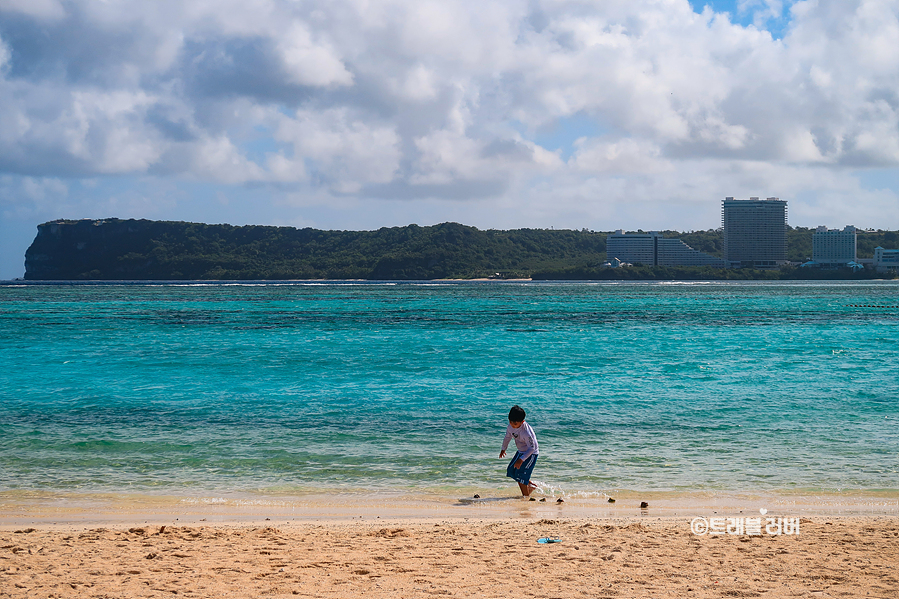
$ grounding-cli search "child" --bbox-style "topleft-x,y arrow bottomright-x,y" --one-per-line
499,405 -> 539,497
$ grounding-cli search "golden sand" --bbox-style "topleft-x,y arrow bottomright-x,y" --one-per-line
2,515 -> 898,598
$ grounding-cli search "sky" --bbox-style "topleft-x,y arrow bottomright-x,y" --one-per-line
1,0 -> 898,278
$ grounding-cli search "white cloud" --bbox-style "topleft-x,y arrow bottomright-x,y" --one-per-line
65,90 -> 163,172
276,22 -> 354,88
0,0 -> 65,20
0,35 -> 9,73
570,137 -> 670,174
0,0 -> 897,254
273,107 -> 401,192
854,117 -> 899,165
391,64 -> 439,102
0,175 -> 66,204
190,135 -> 266,184
0,175 -> 69,222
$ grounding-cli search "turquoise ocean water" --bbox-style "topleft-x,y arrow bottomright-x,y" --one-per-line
0,281 -> 897,504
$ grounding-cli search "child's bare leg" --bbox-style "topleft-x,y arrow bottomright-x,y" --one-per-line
518,482 -> 538,497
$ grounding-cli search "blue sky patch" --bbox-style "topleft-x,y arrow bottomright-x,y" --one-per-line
515,114 -> 607,161
689,0 -> 793,39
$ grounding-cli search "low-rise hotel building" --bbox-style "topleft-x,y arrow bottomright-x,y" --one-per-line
606,230 -> 724,267
873,247 -> 899,273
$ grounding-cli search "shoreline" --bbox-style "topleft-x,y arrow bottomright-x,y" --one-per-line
3,489 -> 897,527
4,277 -> 898,285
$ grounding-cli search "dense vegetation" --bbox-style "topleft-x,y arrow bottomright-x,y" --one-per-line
24,219 -> 898,280
25,219 -> 605,280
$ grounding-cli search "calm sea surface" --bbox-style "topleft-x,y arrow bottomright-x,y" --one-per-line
1,281 -> 897,502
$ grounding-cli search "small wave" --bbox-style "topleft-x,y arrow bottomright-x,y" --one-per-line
180,497 -> 228,504
655,281 -> 722,286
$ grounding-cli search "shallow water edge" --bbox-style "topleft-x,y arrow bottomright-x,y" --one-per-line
2,488 -> 897,527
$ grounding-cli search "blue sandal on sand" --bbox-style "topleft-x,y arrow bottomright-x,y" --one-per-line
537,537 -> 562,544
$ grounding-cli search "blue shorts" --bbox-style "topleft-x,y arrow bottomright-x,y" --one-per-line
506,451 -> 538,485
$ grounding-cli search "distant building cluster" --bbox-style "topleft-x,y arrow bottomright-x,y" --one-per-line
604,196 -> 897,272
802,225 -> 898,273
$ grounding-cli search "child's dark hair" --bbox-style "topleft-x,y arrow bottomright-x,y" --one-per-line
508,405 -> 526,422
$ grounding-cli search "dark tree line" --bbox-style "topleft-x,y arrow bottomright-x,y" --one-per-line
24,219 -> 898,280
25,219 -> 606,280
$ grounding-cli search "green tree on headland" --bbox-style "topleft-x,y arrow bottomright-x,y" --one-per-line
23,218 -> 898,281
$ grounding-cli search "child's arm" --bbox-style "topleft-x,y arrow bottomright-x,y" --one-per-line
499,428 -> 512,458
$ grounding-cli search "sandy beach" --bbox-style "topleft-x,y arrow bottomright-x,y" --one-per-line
2,512 -> 897,598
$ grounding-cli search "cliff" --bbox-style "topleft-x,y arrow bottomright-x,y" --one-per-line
24,218 -> 607,280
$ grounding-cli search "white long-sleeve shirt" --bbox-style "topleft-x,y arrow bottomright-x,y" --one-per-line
501,421 -> 539,461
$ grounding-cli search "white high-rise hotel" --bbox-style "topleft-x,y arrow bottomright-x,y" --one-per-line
722,197 -> 788,268
813,226 -> 857,265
